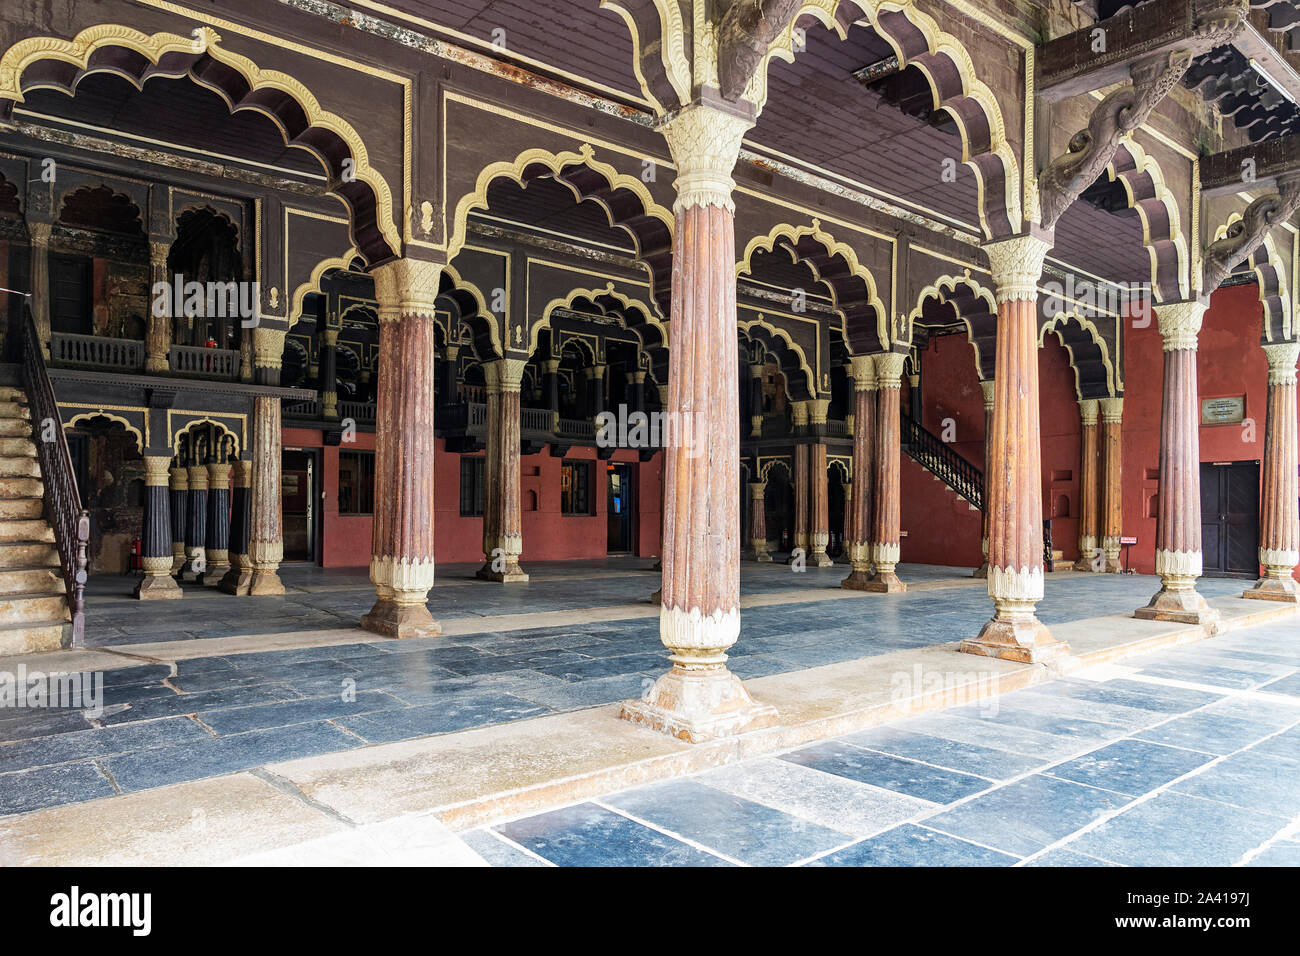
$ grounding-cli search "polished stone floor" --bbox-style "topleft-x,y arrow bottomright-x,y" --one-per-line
465,619 -> 1300,866
0,562 -> 1269,819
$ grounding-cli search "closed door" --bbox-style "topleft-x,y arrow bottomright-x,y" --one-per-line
282,449 -> 318,563
606,463 -> 633,554
49,253 -> 92,334
1200,461 -> 1260,577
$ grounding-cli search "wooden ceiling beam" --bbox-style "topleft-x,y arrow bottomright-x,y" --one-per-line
1200,133 -> 1300,195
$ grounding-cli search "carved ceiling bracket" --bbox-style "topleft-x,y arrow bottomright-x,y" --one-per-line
1202,172 -> 1300,294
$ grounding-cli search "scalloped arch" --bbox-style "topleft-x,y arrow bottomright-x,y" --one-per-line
1039,311 -> 1120,399
171,417 -> 241,459
0,24 -> 400,263
1215,213 -> 1293,343
738,315 -> 816,400
288,247 -> 359,329
909,273 -> 998,381
440,264 -> 501,360
533,285 -> 668,359
1107,139 -> 1190,304
63,410 -> 144,454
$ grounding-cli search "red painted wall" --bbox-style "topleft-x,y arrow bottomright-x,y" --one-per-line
283,429 -> 662,568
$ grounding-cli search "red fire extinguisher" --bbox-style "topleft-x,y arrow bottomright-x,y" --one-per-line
130,538 -> 142,572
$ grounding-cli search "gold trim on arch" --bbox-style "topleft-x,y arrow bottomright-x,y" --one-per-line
739,219 -> 889,354
442,263 -> 502,357
168,413 -> 244,459
61,408 -> 145,453
1108,137 -> 1191,303
738,313 -> 817,400
1213,213 -> 1293,343
1039,312 -> 1120,400
532,283 -> 667,358
288,247 -> 361,329
0,24 -> 402,260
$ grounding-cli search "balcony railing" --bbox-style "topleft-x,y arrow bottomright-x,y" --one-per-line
169,344 -> 240,381
558,416 -> 595,440
51,332 -> 146,372
283,398 -> 320,418
339,400 -> 375,424
521,406 -> 555,434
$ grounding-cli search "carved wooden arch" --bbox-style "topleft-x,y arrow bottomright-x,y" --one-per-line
448,144 -> 675,312
1106,140 -> 1190,303
287,249 -> 362,329
739,220 -> 888,356
759,457 -> 794,483
63,410 -> 144,454
534,287 -> 669,385
827,456 -> 851,484
171,417 -> 241,459
1038,312 -> 1121,401
910,274 -> 998,382
55,182 -> 146,235
1221,217 -> 1293,343
439,265 -> 500,360
738,319 -> 815,401
0,25 -> 400,263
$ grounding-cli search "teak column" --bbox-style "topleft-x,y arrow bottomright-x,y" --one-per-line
247,396 -> 285,596
1072,399 -> 1102,571
809,441 -> 832,567
791,403 -> 810,561
478,358 -> 529,583
973,378 -> 995,579
146,240 -> 172,373
842,355 -> 876,589
865,352 -> 905,593
134,456 -> 181,600
960,235 -> 1068,663
362,258 -> 441,638
1244,342 -> 1300,602
200,460 -> 232,586
1099,398 -> 1124,572
621,103 -> 777,742
220,460 -> 253,595
1135,301 -> 1221,628
182,462 -> 208,582
749,481 -> 771,561
169,463 -> 188,574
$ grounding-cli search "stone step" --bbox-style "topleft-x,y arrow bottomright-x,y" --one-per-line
0,386 -> 24,402
0,541 -> 59,569
0,401 -> 31,420
0,521 -> 55,544
0,477 -> 44,499
0,437 -> 36,457
0,619 -> 66,657
0,566 -> 63,596
0,591 -> 69,626
0,497 -> 43,520
0,456 -> 40,478
0,419 -> 32,438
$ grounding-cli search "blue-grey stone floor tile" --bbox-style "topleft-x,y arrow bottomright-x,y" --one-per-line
1169,750 -> 1300,818
1047,739 -> 1214,796
336,692 -> 550,743
460,828 -> 549,867
494,802 -> 731,867
604,779 -> 853,866
921,773 -> 1129,857
198,690 -> 408,735
840,726 -> 1046,781
1260,673 -> 1300,698
1066,792 -> 1287,866
808,824 -> 1018,867
0,761 -> 117,815
780,740 -> 993,804
1245,841 -> 1300,867
0,716 -> 210,773
1022,848 -> 1118,867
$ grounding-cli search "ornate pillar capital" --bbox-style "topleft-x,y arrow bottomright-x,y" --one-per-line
149,240 -> 170,267
872,352 -> 906,388
850,354 -> 877,390
983,234 -> 1051,303
657,104 -> 753,214
1099,397 -> 1124,424
807,399 -> 829,425
143,456 -> 171,486
484,357 -> 527,392
252,327 -> 286,371
371,258 -> 444,322
1156,300 -> 1207,352
748,481 -> 766,497
1263,342 -> 1300,385
980,378 -> 996,410
791,401 -> 809,427
28,221 -> 52,247
1079,398 -> 1099,426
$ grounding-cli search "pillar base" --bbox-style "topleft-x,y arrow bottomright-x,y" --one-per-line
1071,557 -> 1097,573
1134,587 -> 1223,627
361,598 -> 441,639
960,614 -> 1070,665
475,562 -> 530,583
248,570 -> 285,596
1242,574 -> 1300,603
972,562 -> 989,580
133,573 -> 182,600
620,664 -> 778,744
810,549 -> 834,568
840,569 -> 876,591
752,552 -> 773,563
650,588 -> 661,606
1104,557 -> 1123,574
218,568 -> 253,596
862,570 -> 906,593
197,563 -> 230,587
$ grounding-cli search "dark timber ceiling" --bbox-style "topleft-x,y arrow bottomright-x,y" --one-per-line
476,175 -> 636,251
19,73 -> 325,177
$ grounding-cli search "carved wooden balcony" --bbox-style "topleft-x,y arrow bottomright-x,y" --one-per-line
50,332 -> 145,373
169,344 -> 240,381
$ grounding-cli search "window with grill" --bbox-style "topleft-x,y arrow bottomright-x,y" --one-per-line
560,460 -> 592,516
460,456 -> 485,517
338,451 -> 375,515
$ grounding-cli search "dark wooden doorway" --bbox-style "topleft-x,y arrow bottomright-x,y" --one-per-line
282,448 -> 319,563
49,253 -> 92,334
1200,461 -> 1260,578
606,462 -> 633,554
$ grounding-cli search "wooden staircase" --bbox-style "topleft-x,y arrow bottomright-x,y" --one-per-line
0,383 -> 70,655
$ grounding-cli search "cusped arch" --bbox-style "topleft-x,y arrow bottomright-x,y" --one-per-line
739,220 -> 888,355
449,144 -> 675,310
760,457 -> 793,483
0,25 -> 399,263
1217,214 -> 1293,343
738,317 -> 815,401
171,418 -> 241,459
910,273 -> 998,382
533,285 -> 668,363
63,410 -> 144,454
440,264 -> 501,360
1106,140 -> 1190,304
57,183 -> 145,235
1039,311 -> 1119,400
288,248 -> 361,328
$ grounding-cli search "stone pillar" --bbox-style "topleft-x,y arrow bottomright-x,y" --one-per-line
247,396 -> 286,596
220,460 -> 253,595
791,438 -> 810,560
169,464 -> 188,574
442,345 -> 460,408
864,352 -> 906,592
320,328 -> 340,419
843,355 -> 876,589
749,481 -> 771,561
621,104 -> 776,742
750,363 -> 765,437
627,370 -> 646,414
28,222 -> 52,359
973,378 -> 995,579
1135,301 -> 1221,627
809,442 -> 832,567
362,258 -> 441,637
200,461 -> 232,585
1244,343 -> 1300,602
478,358 -> 529,583
181,463 -> 208,582
1072,399 -> 1102,571
960,235 -> 1068,662
146,241 -> 172,373
544,358 -> 561,431
134,456 -> 182,599
840,480 -> 852,564
1099,397 -> 1124,573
